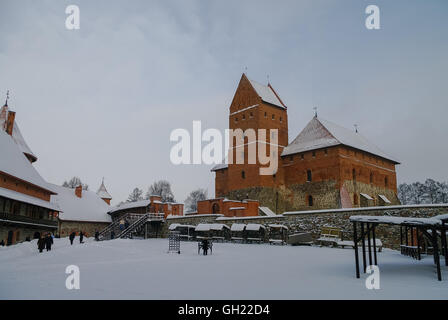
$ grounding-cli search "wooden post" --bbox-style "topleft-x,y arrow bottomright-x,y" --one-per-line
416,227 -> 421,261
367,223 -> 373,267
353,222 -> 360,279
372,224 -> 377,265
361,222 -> 367,273
432,228 -> 442,281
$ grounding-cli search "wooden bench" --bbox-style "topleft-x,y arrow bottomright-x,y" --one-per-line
317,227 -> 342,246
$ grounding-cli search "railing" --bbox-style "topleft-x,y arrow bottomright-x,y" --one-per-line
0,211 -> 58,228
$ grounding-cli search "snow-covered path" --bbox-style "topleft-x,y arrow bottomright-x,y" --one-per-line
0,238 -> 447,299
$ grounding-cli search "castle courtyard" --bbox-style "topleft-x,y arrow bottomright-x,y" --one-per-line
0,238 -> 446,300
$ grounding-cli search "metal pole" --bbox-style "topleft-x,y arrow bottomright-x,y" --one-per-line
353,222 -> 360,279
441,221 -> 448,266
416,227 -> 421,261
361,222 -> 366,273
367,223 -> 373,267
372,224 -> 377,265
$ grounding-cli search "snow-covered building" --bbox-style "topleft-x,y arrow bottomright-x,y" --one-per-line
51,183 -> 112,237
108,195 -> 183,221
0,101 -> 59,245
212,74 -> 400,213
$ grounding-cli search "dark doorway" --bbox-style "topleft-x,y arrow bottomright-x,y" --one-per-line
7,230 -> 13,246
212,203 -> 220,214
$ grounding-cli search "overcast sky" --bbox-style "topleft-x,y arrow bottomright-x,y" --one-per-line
0,0 -> 447,205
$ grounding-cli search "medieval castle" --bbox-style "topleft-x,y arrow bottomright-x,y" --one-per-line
212,74 -> 400,213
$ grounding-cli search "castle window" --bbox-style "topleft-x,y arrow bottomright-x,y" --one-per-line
242,171 -> 246,179
312,151 -> 316,158
324,149 -> 328,155
264,112 -> 267,118
301,154 -> 304,160
235,117 -> 238,123
250,112 -> 253,118
370,172 -> 374,183
242,114 -> 246,120
308,195 -> 313,206
272,114 -> 275,120
352,169 -> 356,181
280,117 -> 283,123
307,170 -> 312,182
385,177 -> 388,187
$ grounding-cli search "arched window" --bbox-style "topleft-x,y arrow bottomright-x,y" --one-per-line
212,203 -> 220,214
308,195 -> 313,207
242,171 -> 246,179
307,170 -> 312,182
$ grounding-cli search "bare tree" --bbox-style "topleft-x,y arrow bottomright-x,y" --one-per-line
146,180 -> 175,203
62,177 -> 89,190
185,188 -> 208,213
127,188 -> 144,202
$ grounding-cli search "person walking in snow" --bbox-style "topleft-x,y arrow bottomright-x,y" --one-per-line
45,233 -> 53,251
95,230 -> 99,241
110,230 -> 115,239
79,231 -> 84,244
69,232 -> 75,245
37,236 -> 46,253
0,239 -> 4,246
119,219 -> 125,231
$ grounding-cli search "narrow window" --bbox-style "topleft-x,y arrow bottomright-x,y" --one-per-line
242,114 -> 246,120
308,195 -> 313,206
242,171 -> 245,179
235,117 -> 238,123
370,172 -> 373,183
352,169 -> 356,181
250,112 -> 253,118
272,114 -> 275,120
324,149 -> 328,155
264,112 -> 267,118
312,151 -> 316,158
307,170 -> 312,182
301,154 -> 304,160
280,117 -> 283,123
385,176 -> 388,187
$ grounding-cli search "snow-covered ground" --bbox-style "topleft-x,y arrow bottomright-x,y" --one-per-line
0,238 -> 447,299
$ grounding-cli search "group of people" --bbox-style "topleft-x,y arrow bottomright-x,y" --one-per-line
69,231 -> 85,245
37,233 -> 54,253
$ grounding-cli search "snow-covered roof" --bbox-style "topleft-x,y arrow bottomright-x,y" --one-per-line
50,184 -> 111,223
211,162 -> 228,171
248,79 -> 285,109
96,180 -> 112,199
268,224 -> 288,230
231,223 -> 246,231
0,130 -> 54,193
281,116 -> 399,163
195,223 -> 212,232
349,215 -> 440,226
0,105 -> 37,162
246,223 -> 266,231
169,223 -> 181,230
0,186 -> 59,211
109,200 -> 151,214
360,193 -> 373,200
378,194 -> 391,204
229,207 -> 246,210
210,223 -> 230,231
259,207 -> 277,217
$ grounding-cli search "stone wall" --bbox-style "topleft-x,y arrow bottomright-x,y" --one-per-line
59,220 -> 110,237
165,205 -> 448,250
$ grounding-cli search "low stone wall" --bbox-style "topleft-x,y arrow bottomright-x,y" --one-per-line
165,205 -> 448,249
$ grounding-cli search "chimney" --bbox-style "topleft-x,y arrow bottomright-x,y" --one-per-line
5,111 -> 15,136
75,185 -> 82,198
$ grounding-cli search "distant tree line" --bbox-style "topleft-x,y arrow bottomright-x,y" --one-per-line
398,179 -> 448,205
126,180 -> 176,203
62,176 -> 89,190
